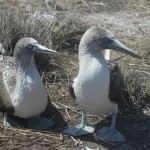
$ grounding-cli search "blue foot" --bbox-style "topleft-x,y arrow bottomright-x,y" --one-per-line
96,127 -> 126,142
3,113 -> 54,130
3,113 -> 22,128
62,124 -> 95,136
27,115 -> 54,130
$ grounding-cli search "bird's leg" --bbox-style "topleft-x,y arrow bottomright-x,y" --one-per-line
62,110 -> 95,136
3,112 -> 22,128
96,113 -> 126,142
81,110 -> 87,125
110,113 -> 116,131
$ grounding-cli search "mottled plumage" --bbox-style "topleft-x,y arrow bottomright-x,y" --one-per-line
0,71 -> 14,114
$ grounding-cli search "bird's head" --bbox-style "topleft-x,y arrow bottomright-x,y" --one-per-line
14,38 -> 57,56
80,26 -> 141,59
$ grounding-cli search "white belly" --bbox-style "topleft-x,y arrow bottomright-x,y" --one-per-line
74,57 -> 118,115
12,74 -> 48,118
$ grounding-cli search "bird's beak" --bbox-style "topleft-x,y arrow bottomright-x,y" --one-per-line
34,43 -> 58,55
104,38 -> 142,59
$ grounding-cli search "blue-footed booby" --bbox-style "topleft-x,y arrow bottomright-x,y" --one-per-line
0,38 -> 57,130
63,26 -> 141,142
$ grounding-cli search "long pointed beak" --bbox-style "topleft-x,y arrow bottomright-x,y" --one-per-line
34,43 -> 58,55
105,38 -> 142,59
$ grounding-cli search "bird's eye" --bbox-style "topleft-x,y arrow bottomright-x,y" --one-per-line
28,44 -> 33,49
103,37 -> 113,44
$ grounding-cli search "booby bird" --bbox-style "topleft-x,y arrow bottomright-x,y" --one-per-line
0,38 -> 57,130
63,26 -> 141,142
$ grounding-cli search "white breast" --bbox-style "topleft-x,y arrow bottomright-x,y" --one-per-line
74,55 -> 118,115
12,68 -> 48,118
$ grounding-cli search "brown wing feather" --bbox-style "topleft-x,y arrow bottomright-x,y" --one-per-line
108,61 -> 124,103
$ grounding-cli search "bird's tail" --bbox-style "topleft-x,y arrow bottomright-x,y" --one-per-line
104,49 -> 124,62
104,49 -> 110,61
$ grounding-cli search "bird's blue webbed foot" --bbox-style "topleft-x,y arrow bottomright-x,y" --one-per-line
62,110 -> 95,136
96,114 -> 126,142
4,113 -> 54,130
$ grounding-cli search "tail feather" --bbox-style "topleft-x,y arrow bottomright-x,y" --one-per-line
104,49 -> 110,61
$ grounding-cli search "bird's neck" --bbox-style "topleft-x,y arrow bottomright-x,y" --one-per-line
14,54 -> 41,94
15,53 -> 35,71
79,42 -> 104,65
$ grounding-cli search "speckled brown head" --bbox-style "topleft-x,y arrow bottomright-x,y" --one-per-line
14,37 -> 57,57
79,26 -> 142,59
13,38 -> 58,68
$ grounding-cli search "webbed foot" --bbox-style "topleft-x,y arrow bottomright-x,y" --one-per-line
96,127 -> 126,142
63,123 -> 95,136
